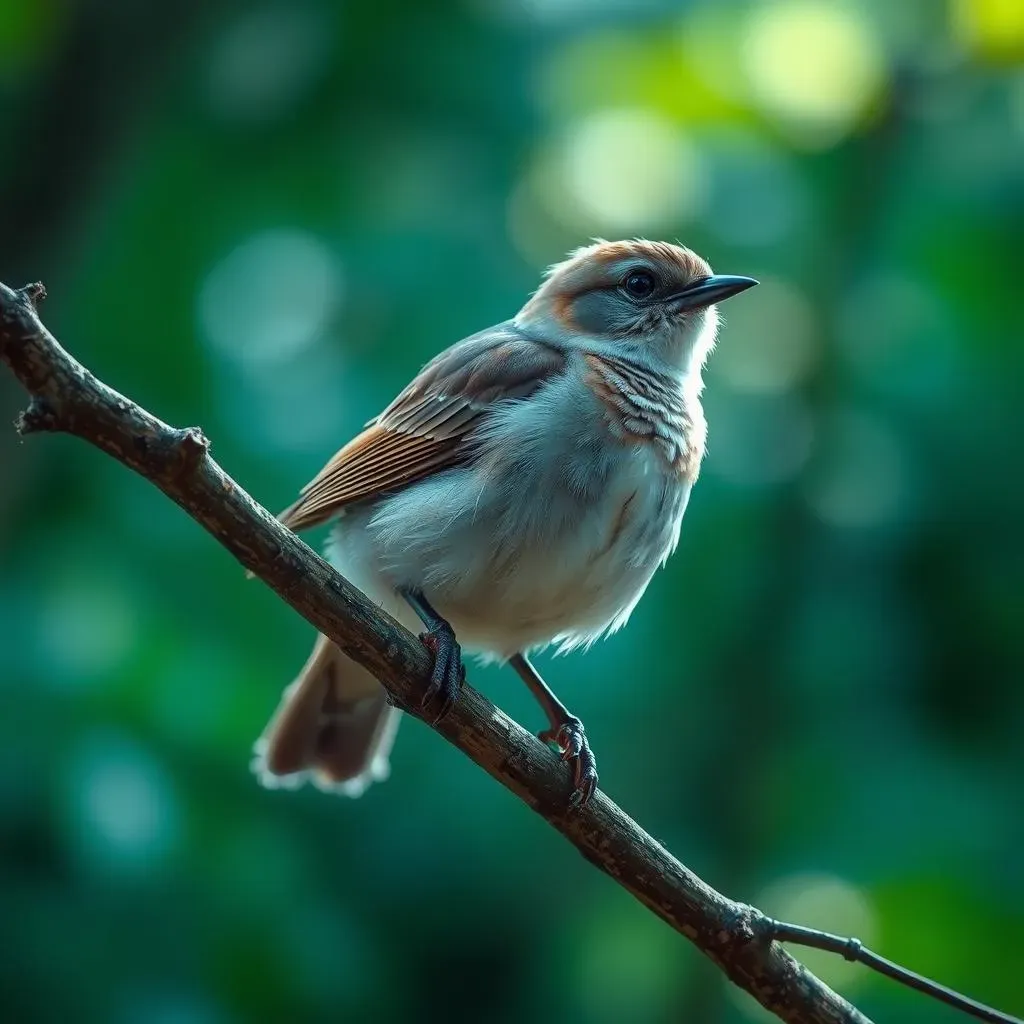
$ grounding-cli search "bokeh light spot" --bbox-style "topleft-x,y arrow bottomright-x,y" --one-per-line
573,897 -> 683,1024
486,0 -> 660,24
559,109 -> 706,233
754,873 -> 877,991
205,4 -> 334,123
742,2 -> 886,147
198,229 -> 344,368
63,732 -> 181,875
117,989 -> 226,1024
953,0 -> 1024,61
34,572 -> 139,689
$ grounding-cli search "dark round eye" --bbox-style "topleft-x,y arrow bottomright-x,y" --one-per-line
623,269 -> 656,299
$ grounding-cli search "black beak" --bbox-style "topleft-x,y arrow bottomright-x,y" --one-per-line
669,274 -> 758,312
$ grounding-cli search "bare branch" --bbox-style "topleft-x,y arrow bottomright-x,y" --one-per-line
2,280 -> 1019,1024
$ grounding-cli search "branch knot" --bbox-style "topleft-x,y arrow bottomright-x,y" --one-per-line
154,425 -> 211,475
174,425 -> 210,463
21,282 -> 47,309
15,396 -> 59,434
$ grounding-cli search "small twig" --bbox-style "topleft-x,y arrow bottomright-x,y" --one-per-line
2,278 -> 1020,1024
767,920 -> 1023,1024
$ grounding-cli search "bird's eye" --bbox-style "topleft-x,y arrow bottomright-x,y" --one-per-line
623,269 -> 657,299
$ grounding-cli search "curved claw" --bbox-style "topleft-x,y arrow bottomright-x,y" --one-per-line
539,716 -> 598,808
418,624 -> 465,723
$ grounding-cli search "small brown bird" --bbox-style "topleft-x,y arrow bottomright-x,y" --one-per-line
252,239 -> 756,805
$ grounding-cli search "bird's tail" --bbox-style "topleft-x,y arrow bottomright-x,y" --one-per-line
252,633 -> 401,797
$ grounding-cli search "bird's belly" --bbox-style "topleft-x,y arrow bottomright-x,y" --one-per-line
332,446 -> 691,658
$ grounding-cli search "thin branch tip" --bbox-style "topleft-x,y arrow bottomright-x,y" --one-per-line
767,919 -> 1024,1024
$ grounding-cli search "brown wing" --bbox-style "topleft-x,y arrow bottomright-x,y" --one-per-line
278,324 -> 565,531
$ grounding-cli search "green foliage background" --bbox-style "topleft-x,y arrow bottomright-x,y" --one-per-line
1,1 -> 1022,1022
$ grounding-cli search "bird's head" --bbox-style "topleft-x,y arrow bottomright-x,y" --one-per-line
516,239 -> 757,374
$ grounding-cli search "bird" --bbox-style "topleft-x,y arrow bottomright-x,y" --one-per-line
251,239 -> 757,807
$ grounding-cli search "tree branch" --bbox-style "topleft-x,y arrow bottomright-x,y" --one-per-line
2,281 -> 1019,1024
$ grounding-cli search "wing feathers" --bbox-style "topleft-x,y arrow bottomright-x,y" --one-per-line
278,326 -> 564,532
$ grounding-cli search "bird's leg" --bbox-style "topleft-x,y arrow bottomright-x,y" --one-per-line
509,653 -> 598,808
400,588 -> 465,722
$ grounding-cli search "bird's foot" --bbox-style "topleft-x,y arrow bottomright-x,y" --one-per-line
417,619 -> 465,722
539,715 -> 598,808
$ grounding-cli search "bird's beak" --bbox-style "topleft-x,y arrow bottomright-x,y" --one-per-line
669,275 -> 758,312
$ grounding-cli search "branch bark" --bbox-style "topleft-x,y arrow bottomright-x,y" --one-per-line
2,280 -> 1012,1024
